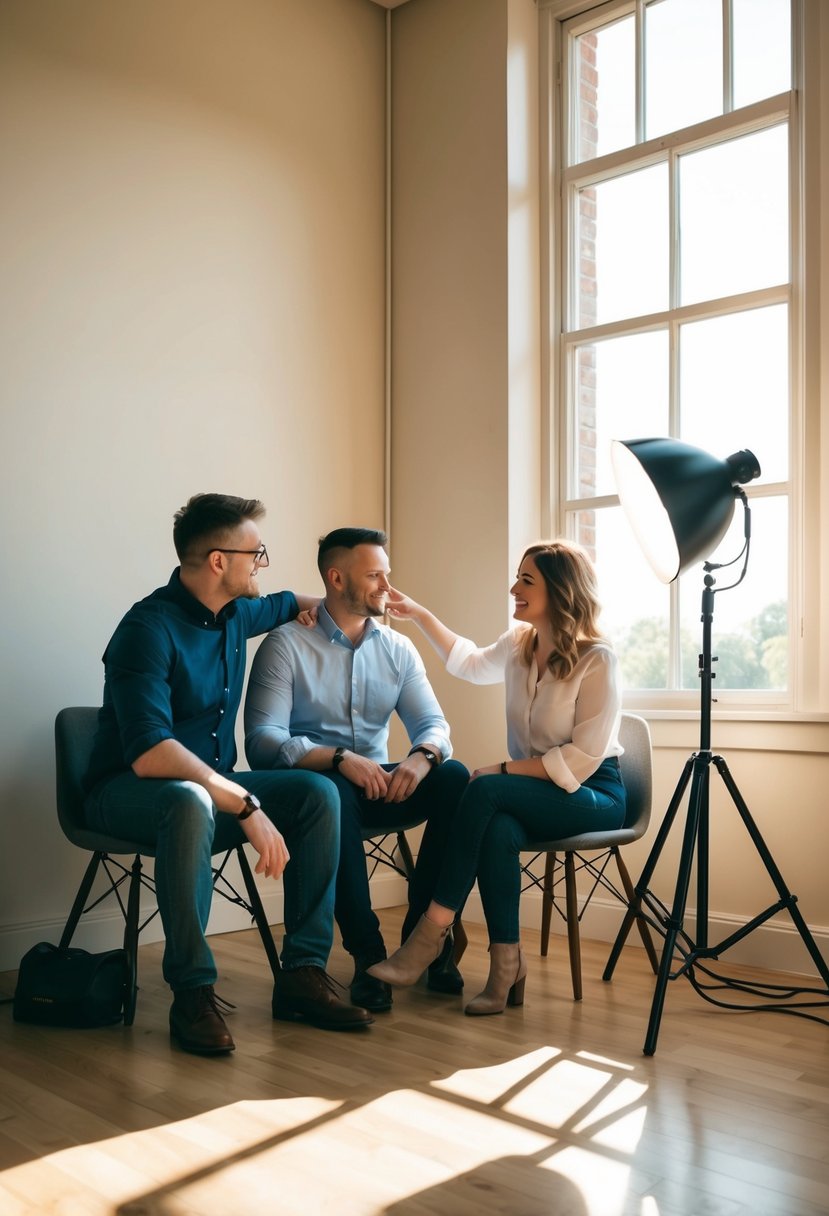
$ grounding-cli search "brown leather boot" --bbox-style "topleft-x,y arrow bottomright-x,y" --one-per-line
273,967 -> 374,1030
367,915 -> 449,987
169,985 -> 235,1054
464,944 -> 527,1016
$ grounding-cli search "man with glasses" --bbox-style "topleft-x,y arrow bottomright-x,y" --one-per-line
83,494 -> 373,1056
245,527 -> 469,1014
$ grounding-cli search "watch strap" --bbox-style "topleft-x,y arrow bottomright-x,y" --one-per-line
408,745 -> 440,767
237,792 -> 261,821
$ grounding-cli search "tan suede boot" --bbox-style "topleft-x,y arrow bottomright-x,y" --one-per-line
464,943 -> 527,1016
367,915 -> 449,987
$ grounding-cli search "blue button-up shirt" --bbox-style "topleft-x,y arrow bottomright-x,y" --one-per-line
244,603 -> 452,769
84,568 -> 298,792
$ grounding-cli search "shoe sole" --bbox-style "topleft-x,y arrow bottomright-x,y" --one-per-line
170,1029 -> 236,1054
272,1007 -> 374,1030
350,992 -> 393,1012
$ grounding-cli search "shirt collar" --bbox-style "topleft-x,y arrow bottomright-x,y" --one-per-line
167,567 -> 238,624
318,601 -> 381,649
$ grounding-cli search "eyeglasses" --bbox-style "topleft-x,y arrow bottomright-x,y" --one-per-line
210,545 -> 269,568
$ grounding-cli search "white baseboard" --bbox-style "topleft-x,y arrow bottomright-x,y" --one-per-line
2,861 -> 825,982
0,867 -> 411,973
461,887 -> 829,979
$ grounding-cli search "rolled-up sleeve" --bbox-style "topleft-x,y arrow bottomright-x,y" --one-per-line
105,621 -> 177,765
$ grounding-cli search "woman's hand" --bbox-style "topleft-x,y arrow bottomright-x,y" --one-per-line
385,586 -> 423,621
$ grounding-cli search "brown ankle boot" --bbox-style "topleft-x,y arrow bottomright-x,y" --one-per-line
169,985 -> 235,1054
367,915 -> 449,987
464,943 -> 527,1016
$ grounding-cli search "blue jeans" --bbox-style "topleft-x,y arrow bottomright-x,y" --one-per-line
433,757 -> 626,943
84,769 -> 340,991
324,759 -> 469,964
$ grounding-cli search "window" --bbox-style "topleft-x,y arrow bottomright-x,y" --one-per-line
547,0 -> 796,701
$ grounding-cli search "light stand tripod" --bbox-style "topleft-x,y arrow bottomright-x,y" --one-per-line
603,492 -> 829,1055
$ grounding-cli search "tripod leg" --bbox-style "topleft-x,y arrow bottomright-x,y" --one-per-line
603,757 -> 695,982
644,757 -> 709,1056
713,756 -> 829,988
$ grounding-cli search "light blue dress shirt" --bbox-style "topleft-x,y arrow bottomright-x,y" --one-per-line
244,603 -> 453,770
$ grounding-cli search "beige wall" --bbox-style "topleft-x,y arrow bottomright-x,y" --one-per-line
389,0 -> 541,767
0,0 -> 387,966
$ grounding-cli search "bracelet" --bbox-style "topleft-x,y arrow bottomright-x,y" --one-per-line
500,760 -> 509,775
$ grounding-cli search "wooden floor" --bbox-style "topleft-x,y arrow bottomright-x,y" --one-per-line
1,908 -> 828,1216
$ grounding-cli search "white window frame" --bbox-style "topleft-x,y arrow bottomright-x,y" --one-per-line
538,0 -> 827,718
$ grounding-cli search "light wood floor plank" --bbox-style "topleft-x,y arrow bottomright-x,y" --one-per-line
1,908 -> 827,1216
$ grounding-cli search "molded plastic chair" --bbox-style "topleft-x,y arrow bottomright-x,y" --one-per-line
55,706 -> 282,1025
520,712 -> 659,1000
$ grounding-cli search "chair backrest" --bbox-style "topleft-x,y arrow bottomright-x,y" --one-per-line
55,706 -> 102,843
617,712 -> 653,838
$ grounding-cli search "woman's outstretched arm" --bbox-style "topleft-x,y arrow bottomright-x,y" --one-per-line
386,587 -> 459,662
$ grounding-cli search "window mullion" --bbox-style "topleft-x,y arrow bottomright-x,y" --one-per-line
723,0 -> 734,114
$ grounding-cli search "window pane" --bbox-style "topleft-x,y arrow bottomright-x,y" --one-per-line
574,331 -> 669,499
645,0 -> 722,140
572,507 -> 671,690
576,164 -> 668,328
679,125 -> 789,306
733,0 -> 791,110
574,15 -> 635,164
678,495 -> 788,690
679,305 -> 788,484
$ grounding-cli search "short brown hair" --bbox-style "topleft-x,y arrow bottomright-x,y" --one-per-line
173,493 -> 265,563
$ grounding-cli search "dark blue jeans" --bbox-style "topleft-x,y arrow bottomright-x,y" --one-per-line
433,757 -> 626,943
84,769 -> 340,990
323,759 -> 469,964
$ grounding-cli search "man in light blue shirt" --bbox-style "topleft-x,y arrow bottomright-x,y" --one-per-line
245,527 -> 469,1012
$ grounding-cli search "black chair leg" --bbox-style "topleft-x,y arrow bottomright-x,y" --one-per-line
394,831 -> 416,882
236,845 -> 281,981
58,852 -> 103,949
123,854 -> 143,1025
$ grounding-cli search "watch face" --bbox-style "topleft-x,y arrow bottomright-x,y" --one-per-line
246,793 -> 262,810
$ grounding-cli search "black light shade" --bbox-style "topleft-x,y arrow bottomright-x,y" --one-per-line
611,438 -> 761,583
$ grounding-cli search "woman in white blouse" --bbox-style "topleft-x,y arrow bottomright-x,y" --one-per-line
369,540 -> 625,1015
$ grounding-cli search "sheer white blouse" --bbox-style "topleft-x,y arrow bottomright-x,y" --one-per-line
445,626 -> 623,793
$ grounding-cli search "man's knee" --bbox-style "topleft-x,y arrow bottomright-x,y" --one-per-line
160,781 -> 216,842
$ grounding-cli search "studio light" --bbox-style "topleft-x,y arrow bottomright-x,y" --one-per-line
610,438 -> 761,582
603,436 -> 829,1055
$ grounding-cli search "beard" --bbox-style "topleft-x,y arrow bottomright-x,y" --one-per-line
343,576 -> 386,618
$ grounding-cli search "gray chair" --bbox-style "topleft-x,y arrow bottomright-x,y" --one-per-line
520,712 -> 659,1000
55,706 -> 281,1025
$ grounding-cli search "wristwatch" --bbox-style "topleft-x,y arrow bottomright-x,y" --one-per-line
332,746 -> 347,770
237,792 -> 262,821
408,745 -> 440,767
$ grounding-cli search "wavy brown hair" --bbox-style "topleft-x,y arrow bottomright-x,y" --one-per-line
517,541 -> 606,679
